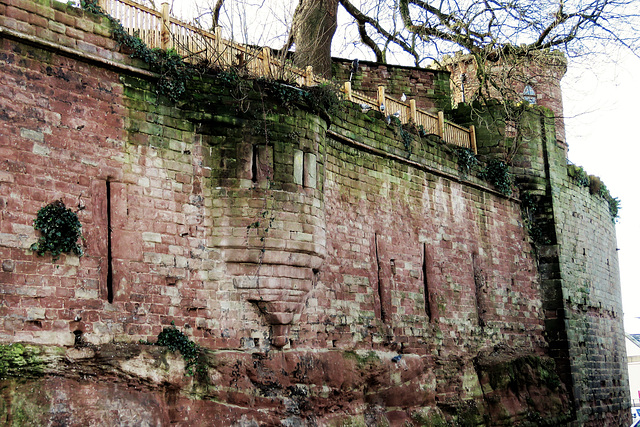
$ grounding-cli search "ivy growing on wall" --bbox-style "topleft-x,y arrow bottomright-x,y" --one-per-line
479,158 -> 513,196
80,0 -> 193,101
154,323 -> 203,376
521,192 -> 552,246
567,163 -> 620,223
455,148 -> 479,176
31,200 -> 84,261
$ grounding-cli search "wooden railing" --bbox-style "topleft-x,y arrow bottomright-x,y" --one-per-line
97,0 -> 476,153
344,83 -> 476,152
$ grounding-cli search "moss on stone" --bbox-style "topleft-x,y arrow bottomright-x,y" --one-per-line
0,344 -> 45,379
343,350 -> 380,369
0,379 -> 50,427
411,409 -> 449,426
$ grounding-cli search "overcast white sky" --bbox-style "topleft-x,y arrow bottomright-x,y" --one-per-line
171,1 -> 640,332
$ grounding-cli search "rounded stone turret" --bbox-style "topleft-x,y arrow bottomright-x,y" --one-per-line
204,100 -> 328,347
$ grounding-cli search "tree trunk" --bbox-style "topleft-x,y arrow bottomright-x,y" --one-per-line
291,0 -> 339,79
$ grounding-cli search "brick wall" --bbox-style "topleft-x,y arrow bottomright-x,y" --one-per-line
469,104 -> 630,426
0,1 -> 628,425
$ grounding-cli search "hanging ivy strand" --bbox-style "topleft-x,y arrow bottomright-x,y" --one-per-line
31,200 -> 84,261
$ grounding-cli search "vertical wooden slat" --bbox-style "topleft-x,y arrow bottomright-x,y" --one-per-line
344,82 -> 352,101
470,125 -> 477,154
409,99 -> 417,123
438,111 -> 445,139
160,2 -> 170,50
214,26 -> 222,65
305,66 -> 313,86
262,47 -> 272,77
377,86 -> 385,112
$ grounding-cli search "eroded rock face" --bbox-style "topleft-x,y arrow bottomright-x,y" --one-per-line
0,343 -> 569,426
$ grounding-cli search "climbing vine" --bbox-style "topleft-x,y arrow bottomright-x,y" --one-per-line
455,147 -> 479,176
31,200 -> 84,261
521,192 -> 552,246
80,0 -> 193,101
479,158 -> 513,195
154,323 -> 203,376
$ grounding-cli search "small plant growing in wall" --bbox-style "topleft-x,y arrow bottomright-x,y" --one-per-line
567,164 -> 590,187
589,175 -> 621,223
154,322 -> 203,376
31,200 -> 84,261
567,164 -> 620,223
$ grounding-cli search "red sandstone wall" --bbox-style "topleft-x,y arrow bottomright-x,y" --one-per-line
0,1 -> 627,424
0,0 -> 546,356
0,0 -> 545,367
301,117 -> 547,364
0,27 -> 128,345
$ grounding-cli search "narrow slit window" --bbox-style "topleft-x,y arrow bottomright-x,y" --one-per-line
374,233 -> 387,323
422,243 -> 432,322
251,145 -> 259,183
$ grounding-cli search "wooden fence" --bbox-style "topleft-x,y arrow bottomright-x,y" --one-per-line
97,0 -> 476,153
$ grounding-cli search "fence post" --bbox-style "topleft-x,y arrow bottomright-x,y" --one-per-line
409,99 -> 417,123
305,66 -> 313,86
438,111 -> 445,139
160,2 -> 170,50
98,0 -> 107,11
262,47 -> 272,77
212,26 -> 223,65
469,125 -> 477,154
377,86 -> 386,112
344,82 -> 352,101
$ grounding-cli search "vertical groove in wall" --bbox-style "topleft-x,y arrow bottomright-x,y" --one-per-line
538,113 -> 576,417
375,233 -> 386,323
422,243 -> 432,322
106,180 -> 113,304
472,252 -> 486,328
251,145 -> 258,183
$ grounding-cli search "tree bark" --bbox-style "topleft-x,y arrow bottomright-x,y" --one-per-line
291,0 -> 339,79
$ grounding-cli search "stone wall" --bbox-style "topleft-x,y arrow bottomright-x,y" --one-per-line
0,1 -> 629,425
547,138 -> 629,426
468,104 -> 630,426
